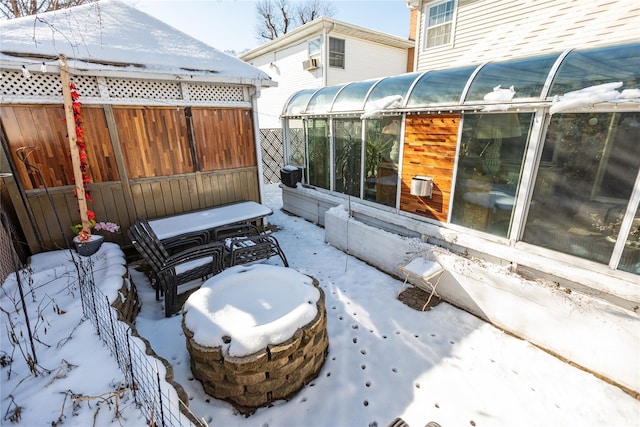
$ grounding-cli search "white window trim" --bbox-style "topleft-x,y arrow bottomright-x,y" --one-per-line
422,0 -> 457,51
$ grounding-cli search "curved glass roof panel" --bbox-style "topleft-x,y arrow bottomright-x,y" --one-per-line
283,89 -> 316,115
364,72 -> 421,110
548,42 -> 640,97
306,85 -> 343,114
332,79 -> 378,112
407,66 -> 478,106
464,53 -> 560,102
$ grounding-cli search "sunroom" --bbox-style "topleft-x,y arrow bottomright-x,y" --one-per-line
280,41 -> 640,285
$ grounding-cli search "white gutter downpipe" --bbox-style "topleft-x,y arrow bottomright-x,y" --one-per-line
322,22 -> 336,86
250,85 -> 267,206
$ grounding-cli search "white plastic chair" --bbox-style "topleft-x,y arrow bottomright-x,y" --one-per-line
398,257 -> 444,311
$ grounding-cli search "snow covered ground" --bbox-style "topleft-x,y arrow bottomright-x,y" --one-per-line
2,184 -> 638,426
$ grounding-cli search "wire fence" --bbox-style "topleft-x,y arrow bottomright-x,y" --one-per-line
77,258 -> 206,427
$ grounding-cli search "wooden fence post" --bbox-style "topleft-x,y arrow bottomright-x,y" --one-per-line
59,55 -> 91,233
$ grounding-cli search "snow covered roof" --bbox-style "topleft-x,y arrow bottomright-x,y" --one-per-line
0,0 -> 274,86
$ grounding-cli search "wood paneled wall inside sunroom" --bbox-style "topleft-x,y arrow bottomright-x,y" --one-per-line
0,104 -> 260,254
400,114 -> 460,222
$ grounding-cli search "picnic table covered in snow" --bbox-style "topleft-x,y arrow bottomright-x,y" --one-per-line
148,201 -> 273,240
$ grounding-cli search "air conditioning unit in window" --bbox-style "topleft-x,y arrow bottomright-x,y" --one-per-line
302,58 -> 319,71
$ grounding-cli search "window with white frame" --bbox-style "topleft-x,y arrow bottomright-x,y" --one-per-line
308,37 -> 321,58
329,37 -> 345,68
424,0 -> 455,49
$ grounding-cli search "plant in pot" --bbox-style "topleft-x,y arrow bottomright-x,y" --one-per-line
71,214 -> 120,256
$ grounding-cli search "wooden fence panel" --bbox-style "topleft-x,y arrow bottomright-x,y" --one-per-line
3,104 -> 263,252
23,184 -> 129,250
400,114 -> 460,222
192,108 -> 257,171
113,107 -> 193,179
28,189 -> 75,250
84,183 -> 130,245
198,168 -> 260,207
0,105 -> 118,189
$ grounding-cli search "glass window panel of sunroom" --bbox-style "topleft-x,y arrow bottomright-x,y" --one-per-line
306,118 -> 331,189
619,205 -> 640,275
365,73 -> 421,111
287,119 -> 306,169
451,113 -> 534,237
523,112 -> 640,266
307,86 -> 342,114
332,80 -> 377,112
333,119 -> 362,197
548,43 -> 640,97
465,54 -> 559,102
284,89 -> 315,115
407,66 -> 477,106
364,118 -> 400,207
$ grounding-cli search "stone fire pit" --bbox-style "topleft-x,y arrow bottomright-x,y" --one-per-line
182,264 -> 328,414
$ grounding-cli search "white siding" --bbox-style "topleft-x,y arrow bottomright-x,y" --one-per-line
250,41 -> 323,129
326,35 -> 409,86
246,30 -> 409,129
416,0 -> 640,70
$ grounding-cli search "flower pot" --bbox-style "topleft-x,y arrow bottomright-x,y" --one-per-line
73,234 -> 104,257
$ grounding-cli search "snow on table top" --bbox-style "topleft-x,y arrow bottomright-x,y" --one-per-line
183,264 -> 320,357
148,201 -> 272,240
401,257 -> 443,278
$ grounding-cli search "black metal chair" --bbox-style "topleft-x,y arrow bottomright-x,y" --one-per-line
128,218 -> 225,316
226,233 -> 289,268
212,223 -> 262,241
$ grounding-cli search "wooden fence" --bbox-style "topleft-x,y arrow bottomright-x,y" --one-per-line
1,104 -> 261,254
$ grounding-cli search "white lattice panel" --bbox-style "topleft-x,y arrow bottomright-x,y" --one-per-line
106,78 -> 183,100
2,70 -> 251,106
187,84 -> 246,102
71,75 -> 101,97
1,70 -> 61,97
1,70 -> 100,98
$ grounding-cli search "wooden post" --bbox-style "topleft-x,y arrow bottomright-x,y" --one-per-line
59,55 -> 91,233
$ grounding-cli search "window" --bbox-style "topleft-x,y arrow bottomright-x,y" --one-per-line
424,0 -> 455,48
306,118 -> 331,189
451,113 -> 534,237
329,37 -> 345,68
287,119 -> 306,169
365,118 -> 400,207
308,37 -> 321,58
464,54 -> 560,102
334,119 -> 362,197
523,112 -> 640,268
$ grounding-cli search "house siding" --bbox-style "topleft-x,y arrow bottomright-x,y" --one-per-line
326,36 -> 410,86
415,0 -> 640,70
252,41 -> 322,128
244,23 -> 411,129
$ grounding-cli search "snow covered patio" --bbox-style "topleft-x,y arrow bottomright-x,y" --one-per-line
132,184 -> 639,426
1,184 -> 638,426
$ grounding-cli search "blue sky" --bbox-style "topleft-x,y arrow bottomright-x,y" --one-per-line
135,0 -> 411,52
